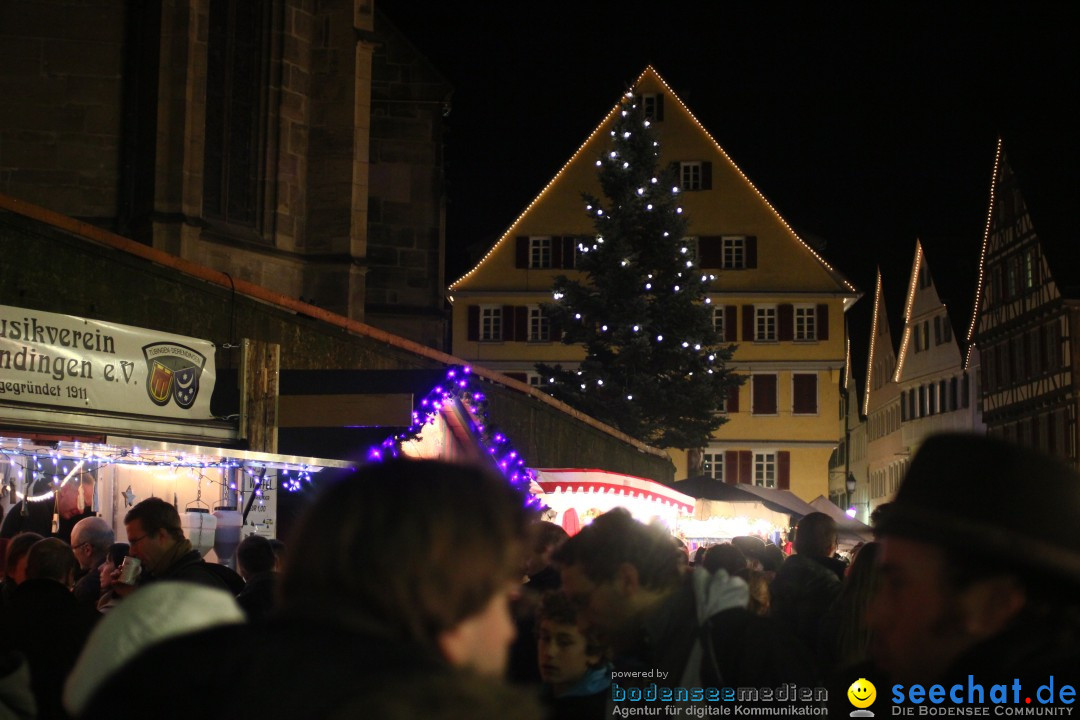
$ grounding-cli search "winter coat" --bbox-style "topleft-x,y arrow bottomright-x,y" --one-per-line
64,581 -> 245,717
0,579 -> 99,720
78,615 -> 455,720
613,568 -> 818,706
235,570 -> 278,622
768,553 -> 842,661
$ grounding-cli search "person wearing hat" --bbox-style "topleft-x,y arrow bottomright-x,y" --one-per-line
868,432 -> 1080,692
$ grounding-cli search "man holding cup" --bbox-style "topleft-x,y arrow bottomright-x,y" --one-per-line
114,497 -> 237,596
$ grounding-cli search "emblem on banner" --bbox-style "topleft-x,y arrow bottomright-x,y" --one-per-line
142,342 -> 207,409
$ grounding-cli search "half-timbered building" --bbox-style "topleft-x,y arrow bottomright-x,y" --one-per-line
970,139 -> 1076,463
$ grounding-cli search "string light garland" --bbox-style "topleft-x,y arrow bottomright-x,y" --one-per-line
365,366 -> 542,508
0,437 -> 324,511
965,138 -> 1004,369
864,269 -> 883,415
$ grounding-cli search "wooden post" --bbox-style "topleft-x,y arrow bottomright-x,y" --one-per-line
240,339 -> 280,453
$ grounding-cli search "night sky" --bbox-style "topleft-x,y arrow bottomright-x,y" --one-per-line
381,2 -> 1078,381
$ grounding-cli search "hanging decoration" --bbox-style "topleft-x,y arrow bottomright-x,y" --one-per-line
366,365 -> 542,508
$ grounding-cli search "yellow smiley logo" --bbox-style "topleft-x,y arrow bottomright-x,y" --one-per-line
848,678 -> 876,709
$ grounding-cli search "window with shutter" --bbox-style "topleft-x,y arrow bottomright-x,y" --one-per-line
753,451 -> 777,488
680,162 -> 703,191
529,237 -> 553,268
722,237 -> 746,269
480,306 -> 502,342
752,374 -> 778,415
702,452 -> 723,481
528,306 -> 550,342
755,306 -> 777,341
697,237 -> 724,268
794,305 -> 816,340
725,306 -> 737,342
792,374 -> 818,414
640,93 -> 664,121
712,307 -> 725,337
725,383 -> 740,413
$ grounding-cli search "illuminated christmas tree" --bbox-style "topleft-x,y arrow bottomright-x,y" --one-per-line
537,92 -> 740,450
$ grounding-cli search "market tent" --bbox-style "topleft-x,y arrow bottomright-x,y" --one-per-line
671,477 -> 818,518
534,469 -> 695,535
809,495 -> 875,545
665,477 -> 807,543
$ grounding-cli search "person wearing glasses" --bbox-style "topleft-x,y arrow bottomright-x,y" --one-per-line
69,516 -> 114,612
115,497 -> 238,596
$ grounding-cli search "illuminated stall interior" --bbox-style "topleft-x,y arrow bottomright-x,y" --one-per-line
0,434 -> 351,565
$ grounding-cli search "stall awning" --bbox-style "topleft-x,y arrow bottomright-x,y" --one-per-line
669,477 -> 819,518
535,468 -> 695,513
809,495 -> 875,545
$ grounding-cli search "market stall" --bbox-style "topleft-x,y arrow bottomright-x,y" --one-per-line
0,304 -> 352,565
667,477 -> 812,550
808,494 -> 875,547
533,468 -> 695,535
0,434 -> 352,565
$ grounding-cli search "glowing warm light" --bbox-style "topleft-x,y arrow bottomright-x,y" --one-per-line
863,269 -> 883,416
965,138 -> 1004,368
892,242 -> 924,385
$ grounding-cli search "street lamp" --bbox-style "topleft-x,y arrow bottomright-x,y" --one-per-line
845,472 -> 857,511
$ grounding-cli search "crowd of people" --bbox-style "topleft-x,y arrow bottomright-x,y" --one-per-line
0,432 -> 1076,718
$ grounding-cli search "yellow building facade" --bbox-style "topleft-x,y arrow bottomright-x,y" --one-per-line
449,67 -> 858,500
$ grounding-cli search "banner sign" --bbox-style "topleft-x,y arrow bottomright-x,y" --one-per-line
0,305 -> 217,420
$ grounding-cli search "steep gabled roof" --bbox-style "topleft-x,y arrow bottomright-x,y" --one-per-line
449,65 -> 856,294
894,239 -> 966,382
894,240 -> 927,382
966,134 -> 1080,363
966,139 -> 1006,352
864,268 -> 898,416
